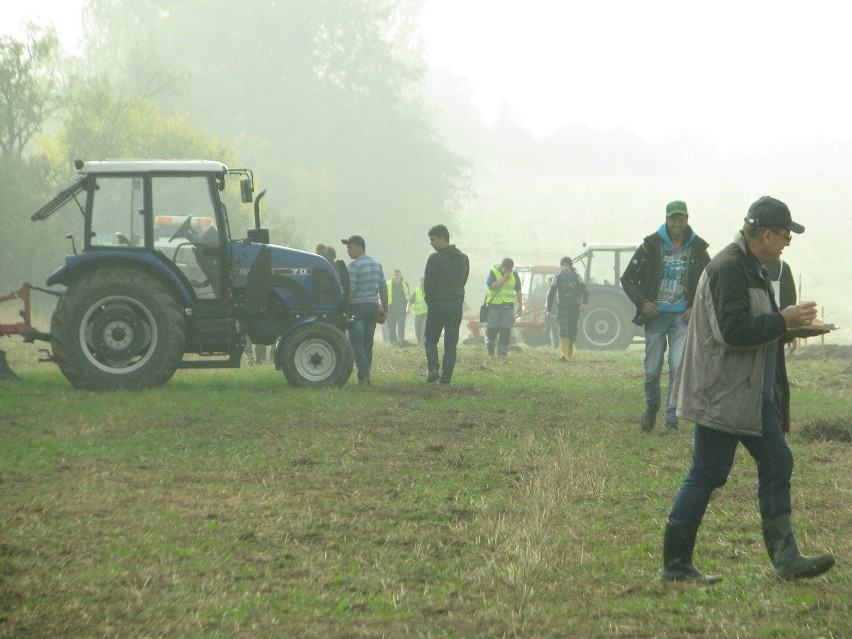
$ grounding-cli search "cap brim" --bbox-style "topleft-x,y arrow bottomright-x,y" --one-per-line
789,221 -> 805,234
341,238 -> 351,245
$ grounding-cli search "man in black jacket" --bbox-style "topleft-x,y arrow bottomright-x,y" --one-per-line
423,224 -> 470,384
621,200 -> 711,435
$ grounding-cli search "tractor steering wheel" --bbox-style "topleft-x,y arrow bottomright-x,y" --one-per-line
169,215 -> 197,243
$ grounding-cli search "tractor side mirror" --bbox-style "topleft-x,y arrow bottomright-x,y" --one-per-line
240,176 -> 253,203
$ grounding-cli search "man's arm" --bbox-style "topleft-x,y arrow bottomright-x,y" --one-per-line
546,281 -> 557,312
490,269 -> 511,291
620,244 -> 653,311
514,272 -> 523,314
710,264 -> 786,347
347,261 -> 358,297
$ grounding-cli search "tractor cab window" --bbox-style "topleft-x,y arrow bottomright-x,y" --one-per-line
89,176 -> 143,247
152,176 -> 222,300
586,251 -> 613,286
525,272 -> 553,310
585,249 -> 633,288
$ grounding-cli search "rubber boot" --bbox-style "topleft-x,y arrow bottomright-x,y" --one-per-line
761,513 -> 835,580
661,523 -> 722,584
664,420 -> 680,436
640,404 -> 659,432
559,338 -> 571,362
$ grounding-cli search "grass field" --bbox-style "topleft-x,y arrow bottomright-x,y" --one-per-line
0,340 -> 849,638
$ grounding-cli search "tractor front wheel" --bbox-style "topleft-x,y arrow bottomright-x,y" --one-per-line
51,269 -> 185,390
280,323 -> 353,388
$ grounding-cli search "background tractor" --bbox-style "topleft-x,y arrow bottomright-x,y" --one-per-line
1,159 -> 354,389
463,244 -> 641,350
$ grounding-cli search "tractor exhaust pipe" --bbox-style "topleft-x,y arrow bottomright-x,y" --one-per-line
0,350 -> 21,382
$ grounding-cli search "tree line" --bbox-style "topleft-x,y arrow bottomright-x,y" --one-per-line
1,1 -> 469,294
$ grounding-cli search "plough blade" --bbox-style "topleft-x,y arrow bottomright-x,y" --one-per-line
0,350 -> 21,382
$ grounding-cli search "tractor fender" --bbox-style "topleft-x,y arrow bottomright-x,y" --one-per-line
46,252 -> 195,307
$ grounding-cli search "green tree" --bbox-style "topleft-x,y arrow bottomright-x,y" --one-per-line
81,0 -> 470,274
0,25 -> 62,163
1,78 -> 297,299
0,27 -> 65,298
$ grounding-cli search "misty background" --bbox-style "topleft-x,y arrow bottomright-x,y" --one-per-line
1,0 -> 849,342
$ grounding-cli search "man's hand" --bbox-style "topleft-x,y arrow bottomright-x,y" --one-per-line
579,304 -> 587,313
641,301 -> 660,319
377,307 -> 387,325
683,307 -> 693,324
781,301 -> 818,328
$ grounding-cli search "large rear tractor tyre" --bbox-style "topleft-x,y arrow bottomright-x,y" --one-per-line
576,297 -> 635,351
51,269 -> 186,390
280,323 -> 353,388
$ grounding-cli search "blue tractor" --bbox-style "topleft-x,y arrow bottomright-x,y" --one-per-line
27,159 -> 354,389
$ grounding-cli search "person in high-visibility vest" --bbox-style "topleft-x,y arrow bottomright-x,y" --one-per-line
385,270 -> 411,343
407,276 -> 428,346
484,258 -> 523,357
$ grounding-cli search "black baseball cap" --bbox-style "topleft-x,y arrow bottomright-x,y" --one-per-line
340,235 -> 366,248
745,196 -> 805,234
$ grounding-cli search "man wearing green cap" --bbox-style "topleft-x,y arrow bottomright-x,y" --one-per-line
621,200 -> 711,435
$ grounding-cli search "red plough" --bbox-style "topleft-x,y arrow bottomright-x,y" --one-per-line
0,283 -> 53,381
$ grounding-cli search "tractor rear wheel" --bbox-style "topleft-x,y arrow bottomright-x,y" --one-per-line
280,323 -> 353,388
51,269 -> 185,390
576,297 -> 635,351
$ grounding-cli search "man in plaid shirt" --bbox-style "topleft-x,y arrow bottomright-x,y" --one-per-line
341,235 -> 388,384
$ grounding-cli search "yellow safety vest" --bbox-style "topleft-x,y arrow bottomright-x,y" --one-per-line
487,267 -> 518,305
411,287 -> 427,315
386,279 -> 410,304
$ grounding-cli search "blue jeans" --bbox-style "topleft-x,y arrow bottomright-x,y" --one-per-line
424,301 -> 463,382
349,302 -> 381,381
668,400 -> 793,528
643,312 -> 687,423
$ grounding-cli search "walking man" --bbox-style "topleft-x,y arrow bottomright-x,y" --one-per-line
407,277 -> 428,346
621,200 -> 710,434
423,224 -> 469,384
384,270 -> 410,343
341,235 -> 387,384
484,258 -> 523,357
661,196 -> 834,583
546,257 -> 589,361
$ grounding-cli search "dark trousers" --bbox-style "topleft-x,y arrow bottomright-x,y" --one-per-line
425,301 -> 463,382
668,400 -> 794,528
557,305 -> 581,341
414,313 -> 427,345
385,305 -> 406,342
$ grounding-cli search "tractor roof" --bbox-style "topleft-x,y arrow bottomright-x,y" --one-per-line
80,160 -> 229,175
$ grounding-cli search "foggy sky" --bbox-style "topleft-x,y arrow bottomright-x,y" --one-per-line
3,1 -> 850,342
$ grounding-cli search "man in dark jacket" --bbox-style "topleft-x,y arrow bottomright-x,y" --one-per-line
423,224 -> 470,384
661,195 -> 834,583
621,200 -> 710,435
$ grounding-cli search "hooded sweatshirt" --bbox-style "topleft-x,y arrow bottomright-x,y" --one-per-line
656,222 -> 695,313
423,244 -> 470,305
